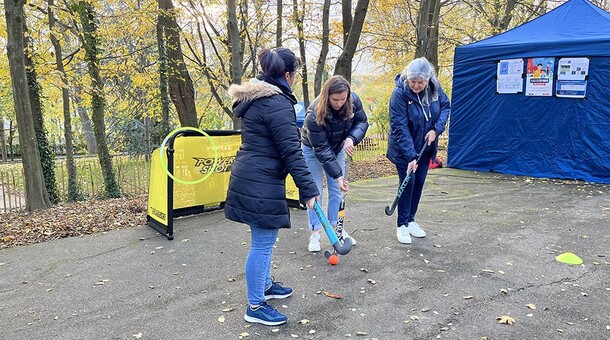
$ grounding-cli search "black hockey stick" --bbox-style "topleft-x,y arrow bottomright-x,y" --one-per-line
385,143 -> 428,216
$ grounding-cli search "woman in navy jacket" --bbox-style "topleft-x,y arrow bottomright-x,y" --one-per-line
225,48 -> 319,326
386,57 -> 450,245
301,75 -> 368,252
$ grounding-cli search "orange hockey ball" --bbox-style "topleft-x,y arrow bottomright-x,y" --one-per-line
328,254 -> 339,265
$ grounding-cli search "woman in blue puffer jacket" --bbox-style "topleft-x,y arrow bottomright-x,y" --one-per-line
386,57 -> 450,245
225,48 -> 319,326
301,75 -> 369,252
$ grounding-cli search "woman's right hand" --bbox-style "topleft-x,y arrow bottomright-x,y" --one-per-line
407,159 -> 418,174
306,196 -> 318,209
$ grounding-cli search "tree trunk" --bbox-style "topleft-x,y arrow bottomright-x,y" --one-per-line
314,0 -> 331,97
227,0 -> 243,130
414,0 -> 440,68
76,1 -> 121,198
0,118 -> 6,163
4,0 -> 52,210
334,0 -> 370,82
276,0 -> 283,47
293,0 -> 309,107
156,4 -> 170,138
24,18 -> 59,204
72,86 -> 98,154
158,0 -> 198,128
49,0 -> 80,201
9,121 -> 15,161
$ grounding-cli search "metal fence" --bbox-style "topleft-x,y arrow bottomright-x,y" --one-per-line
1,155 -> 150,213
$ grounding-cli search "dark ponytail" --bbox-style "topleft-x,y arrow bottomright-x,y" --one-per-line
258,48 -> 301,79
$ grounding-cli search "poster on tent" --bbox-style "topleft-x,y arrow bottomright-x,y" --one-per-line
525,57 -> 554,96
556,57 -> 589,98
496,59 -> 524,94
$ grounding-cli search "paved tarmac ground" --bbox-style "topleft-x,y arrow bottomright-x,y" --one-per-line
1,168 -> 609,340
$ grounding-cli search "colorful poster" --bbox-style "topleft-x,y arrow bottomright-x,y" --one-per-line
556,57 -> 589,98
496,59 -> 523,94
525,57 -> 554,96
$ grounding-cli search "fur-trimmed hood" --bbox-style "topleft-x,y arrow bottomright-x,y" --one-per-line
228,78 -> 283,118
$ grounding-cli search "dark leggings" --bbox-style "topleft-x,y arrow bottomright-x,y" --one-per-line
395,152 -> 431,227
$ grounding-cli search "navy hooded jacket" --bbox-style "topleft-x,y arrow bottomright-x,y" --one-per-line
224,77 -> 319,229
301,92 -> 369,179
386,74 -> 450,166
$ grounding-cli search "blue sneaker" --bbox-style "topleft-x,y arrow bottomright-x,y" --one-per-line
264,279 -> 293,300
244,302 -> 287,326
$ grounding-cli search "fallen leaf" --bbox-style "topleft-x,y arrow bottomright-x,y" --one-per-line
580,292 -> 588,297
525,304 -> 537,309
482,269 -> 494,273
227,277 -> 236,282
463,295 -> 474,300
298,319 -> 310,324
367,279 -> 376,284
322,291 -> 342,299
356,331 -> 368,335
290,334 -> 299,338
360,268 -> 368,272
410,315 -> 419,320
498,270 -> 506,275
239,332 -> 249,338
500,288 -> 508,294
221,307 -> 235,312
217,315 -> 225,323
421,307 -> 430,312
497,315 -> 516,325
133,333 -> 143,339
309,330 -> 316,334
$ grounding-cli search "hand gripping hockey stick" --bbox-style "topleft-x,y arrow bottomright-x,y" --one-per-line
384,142 -> 428,216
313,201 -> 353,255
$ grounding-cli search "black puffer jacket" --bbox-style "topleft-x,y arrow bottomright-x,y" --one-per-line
224,77 -> 319,229
301,92 -> 369,179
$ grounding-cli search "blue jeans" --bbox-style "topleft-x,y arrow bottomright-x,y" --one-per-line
302,145 -> 345,230
245,226 -> 278,305
395,151 -> 431,227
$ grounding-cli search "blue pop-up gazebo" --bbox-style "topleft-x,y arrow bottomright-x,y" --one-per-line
448,0 -> 610,183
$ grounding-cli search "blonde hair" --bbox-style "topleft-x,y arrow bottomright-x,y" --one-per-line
315,75 -> 353,126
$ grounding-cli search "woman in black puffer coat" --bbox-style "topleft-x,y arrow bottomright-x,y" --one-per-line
301,75 -> 369,252
225,48 -> 319,327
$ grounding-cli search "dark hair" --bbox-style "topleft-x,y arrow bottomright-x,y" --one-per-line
258,48 -> 301,79
315,75 -> 352,125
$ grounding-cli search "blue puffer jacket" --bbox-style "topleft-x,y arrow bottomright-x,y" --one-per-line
225,77 -> 319,229
386,74 -> 450,166
301,92 -> 369,179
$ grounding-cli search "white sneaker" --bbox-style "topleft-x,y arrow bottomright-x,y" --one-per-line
396,225 -> 412,244
338,229 -> 357,246
308,232 -> 321,252
407,222 -> 426,238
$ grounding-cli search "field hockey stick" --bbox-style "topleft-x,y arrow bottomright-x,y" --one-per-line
313,201 -> 353,255
385,142 -> 428,216
334,154 -> 351,240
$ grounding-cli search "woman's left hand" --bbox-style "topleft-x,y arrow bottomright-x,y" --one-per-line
338,177 -> 350,192
343,137 -> 355,156
425,130 -> 437,145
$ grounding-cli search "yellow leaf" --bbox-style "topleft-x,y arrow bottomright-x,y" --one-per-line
525,303 -> 537,309
497,315 -> 516,325
217,315 -> 225,323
